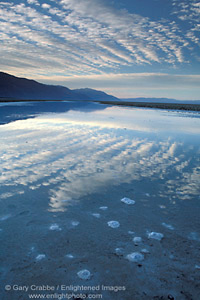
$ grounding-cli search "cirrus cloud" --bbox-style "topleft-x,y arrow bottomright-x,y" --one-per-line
0,0 -> 200,98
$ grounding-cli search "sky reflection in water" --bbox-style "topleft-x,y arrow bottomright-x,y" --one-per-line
0,104 -> 200,212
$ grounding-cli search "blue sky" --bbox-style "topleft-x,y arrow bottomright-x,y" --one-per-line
0,0 -> 200,99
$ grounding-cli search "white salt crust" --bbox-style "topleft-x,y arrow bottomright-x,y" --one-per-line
126,252 -> 144,262
107,221 -> 120,228
121,197 -> 135,205
77,269 -> 91,280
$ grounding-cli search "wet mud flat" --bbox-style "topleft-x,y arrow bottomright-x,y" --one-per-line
1,185 -> 200,300
1,182 -> 200,300
96,100 -> 200,112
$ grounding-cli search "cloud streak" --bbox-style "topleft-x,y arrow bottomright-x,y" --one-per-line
37,72 -> 200,99
0,0 -> 199,98
0,0 -> 199,76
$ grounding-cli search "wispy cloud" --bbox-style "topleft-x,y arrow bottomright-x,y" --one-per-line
27,0 -> 40,5
0,0 -> 199,78
171,0 -> 200,45
0,0 -> 199,98
38,72 -> 200,91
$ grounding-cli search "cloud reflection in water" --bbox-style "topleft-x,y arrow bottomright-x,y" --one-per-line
0,106 -> 199,211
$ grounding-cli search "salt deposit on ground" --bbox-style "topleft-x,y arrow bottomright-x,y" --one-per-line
92,213 -> 101,218
159,205 -> 166,209
147,231 -> 164,241
195,265 -> 200,269
188,232 -> 200,241
126,252 -> 144,262
107,221 -> 120,228
133,237 -> 142,244
77,269 -> 91,280
36,254 -> 46,261
71,221 -> 80,226
121,197 -> 135,205
99,206 -> 108,210
49,223 -> 61,231
141,248 -> 149,253
128,231 -> 135,235
0,214 -> 11,221
65,254 -> 74,259
114,248 -> 124,256
162,222 -> 174,230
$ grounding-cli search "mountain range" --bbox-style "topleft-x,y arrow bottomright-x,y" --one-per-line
0,71 -> 118,102
0,71 -> 199,104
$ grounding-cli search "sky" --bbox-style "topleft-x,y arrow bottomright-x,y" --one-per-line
0,0 -> 200,100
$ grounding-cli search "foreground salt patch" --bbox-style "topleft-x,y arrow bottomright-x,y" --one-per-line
66,254 -> 74,259
162,222 -> 174,230
133,237 -> 142,244
92,213 -> 101,218
115,248 -> 124,256
71,221 -> 80,227
126,252 -> 144,262
36,254 -> 46,261
159,205 -> 166,209
77,269 -> 91,280
195,265 -> 200,270
148,232 -> 164,241
188,232 -> 200,242
107,221 -> 120,228
141,248 -> 149,254
128,231 -> 135,235
99,206 -> 108,210
0,214 -> 11,221
121,197 -> 135,205
49,223 -> 61,231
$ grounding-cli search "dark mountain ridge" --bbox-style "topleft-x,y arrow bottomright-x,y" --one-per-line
0,72 -> 90,101
0,72 -> 117,101
73,88 -> 118,101
1,71 -> 199,104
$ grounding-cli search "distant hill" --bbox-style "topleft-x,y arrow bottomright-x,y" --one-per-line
121,97 -> 200,104
73,88 -> 119,101
0,72 -> 91,101
0,72 -> 118,102
1,72 -> 199,104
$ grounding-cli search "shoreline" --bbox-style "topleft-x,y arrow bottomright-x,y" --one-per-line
96,100 -> 200,111
1,98 -> 200,111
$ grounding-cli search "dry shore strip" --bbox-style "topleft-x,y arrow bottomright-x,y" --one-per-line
96,100 -> 200,111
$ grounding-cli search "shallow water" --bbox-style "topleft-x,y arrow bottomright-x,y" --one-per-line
0,101 -> 200,300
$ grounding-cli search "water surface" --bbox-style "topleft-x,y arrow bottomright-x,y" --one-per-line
0,101 -> 200,300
